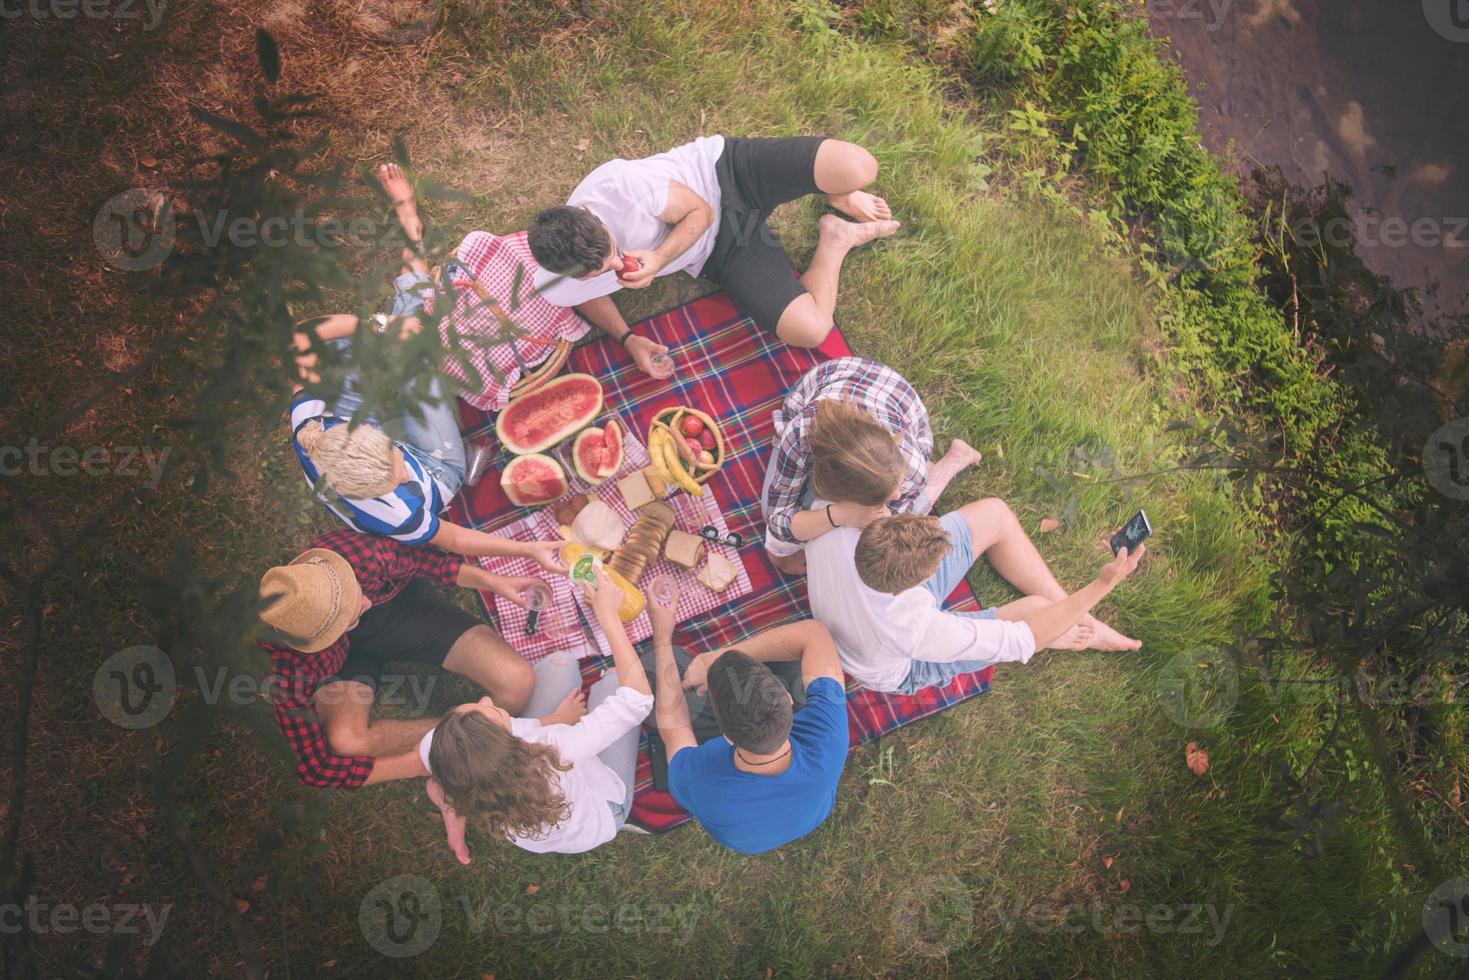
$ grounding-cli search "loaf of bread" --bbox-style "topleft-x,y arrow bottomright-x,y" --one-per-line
608,501 -> 676,585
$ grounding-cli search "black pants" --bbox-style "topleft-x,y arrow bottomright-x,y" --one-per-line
702,135 -> 828,334
638,642 -> 806,745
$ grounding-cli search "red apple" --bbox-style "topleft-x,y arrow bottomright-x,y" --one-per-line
618,256 -> 640,278
679,415 -> 705,437
685,437 -> 702,458
697,428 -> 716,450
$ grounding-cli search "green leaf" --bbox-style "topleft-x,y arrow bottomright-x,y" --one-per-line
188,107 -> 264,149
255,29 -> 281,85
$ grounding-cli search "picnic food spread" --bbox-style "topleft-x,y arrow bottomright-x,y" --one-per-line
496,372 -> 605,454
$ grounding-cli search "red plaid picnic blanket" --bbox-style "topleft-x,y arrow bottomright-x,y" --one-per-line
433,231 -> 590,411
448,290 -> 995,834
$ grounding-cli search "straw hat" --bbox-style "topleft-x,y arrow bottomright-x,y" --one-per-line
258,548 -> 363,653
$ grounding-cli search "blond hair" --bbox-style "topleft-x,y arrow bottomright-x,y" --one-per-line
855,514 -> 951,593
297,420 -> 398,498
807,399 -> 905,506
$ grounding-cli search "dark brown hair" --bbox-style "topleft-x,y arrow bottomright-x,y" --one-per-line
807,399 -> 905,506
855,514 -> 952,593
428,709 -> 572,842
528,206 -> 610,275
707,650 -> 793,754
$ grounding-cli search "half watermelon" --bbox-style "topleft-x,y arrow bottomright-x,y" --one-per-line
570,419 -> 626,484
501,453 -> 569,506
496,373 -> 604,455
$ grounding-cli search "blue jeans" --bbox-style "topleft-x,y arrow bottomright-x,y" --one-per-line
326,277 -> 467,496
894,510 -> 1001,695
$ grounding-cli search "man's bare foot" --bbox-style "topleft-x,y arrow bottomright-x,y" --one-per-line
1084,615 -> 1142,651
817,213 -> 900,251
1048,620 -> 1096,651
376,162 -> 423,243
426,778 -> 471,865
943,439 -> 982,470
826,189 -> 892,223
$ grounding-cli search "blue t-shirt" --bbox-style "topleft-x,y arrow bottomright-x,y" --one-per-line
668,676 -> 849,854
290,392 -> 447,545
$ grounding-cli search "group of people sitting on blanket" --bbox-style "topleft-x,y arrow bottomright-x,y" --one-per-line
255,135 -> 1146,859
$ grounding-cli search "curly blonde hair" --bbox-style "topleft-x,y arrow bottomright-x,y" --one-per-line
807,399 -> 905,506
297,419 -> 398,498
428,710 -> 573,843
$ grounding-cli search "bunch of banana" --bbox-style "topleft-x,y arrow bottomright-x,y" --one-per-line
645,406 -> 726,497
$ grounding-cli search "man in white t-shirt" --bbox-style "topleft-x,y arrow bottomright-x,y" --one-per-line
805,502 -> 1145,694
527,135 -> 900,375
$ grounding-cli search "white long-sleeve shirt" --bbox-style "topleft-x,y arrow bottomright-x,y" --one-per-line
419,686 -> 653,854
805,526 -> 1037,692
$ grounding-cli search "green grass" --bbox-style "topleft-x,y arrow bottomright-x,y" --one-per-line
3,1 -> 1440,977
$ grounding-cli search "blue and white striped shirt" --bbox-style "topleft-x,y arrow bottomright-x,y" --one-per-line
290,392 -> 448,545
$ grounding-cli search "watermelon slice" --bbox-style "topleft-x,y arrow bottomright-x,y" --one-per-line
496,373 -> 604,455
597,419 -> 624,478
571,427 -> 610,484
501,453 -> 569,506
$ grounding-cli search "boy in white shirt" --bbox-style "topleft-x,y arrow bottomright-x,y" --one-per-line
806,503 -> 1145,694
526,135 -> 899,374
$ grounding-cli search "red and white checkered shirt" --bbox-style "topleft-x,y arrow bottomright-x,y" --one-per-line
763,357 -> 933,546
257,529 -> 464,789
433,231 -> 591,411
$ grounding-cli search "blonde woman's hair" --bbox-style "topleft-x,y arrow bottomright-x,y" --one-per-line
855,514 -> 951,593
807,399 -> 905,506
429,710 -> 573,843
297,420 -> 398,498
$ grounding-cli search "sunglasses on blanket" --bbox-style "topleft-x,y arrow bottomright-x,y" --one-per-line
699,525 -> 753,549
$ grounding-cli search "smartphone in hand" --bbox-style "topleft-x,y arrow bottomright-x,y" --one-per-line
1110,509 -> 1152,556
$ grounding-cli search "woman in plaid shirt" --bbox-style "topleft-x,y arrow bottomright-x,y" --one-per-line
760,357 -> 981,574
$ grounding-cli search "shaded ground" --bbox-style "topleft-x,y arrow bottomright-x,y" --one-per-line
1149,0 -> 1469,319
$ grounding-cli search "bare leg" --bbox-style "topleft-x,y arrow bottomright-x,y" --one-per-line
775,214 -> 900,348
925,439 -> 983,504
992,595 -> 1095,651
377,162 -> 428,276
958,498 -> 1141,651
812,140 -> 892,222
441,624 -> 536,714
315,680 -> 438,758
427,777 -> 471,865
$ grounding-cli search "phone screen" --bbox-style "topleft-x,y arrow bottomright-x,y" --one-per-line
1110,509 -> 1152,555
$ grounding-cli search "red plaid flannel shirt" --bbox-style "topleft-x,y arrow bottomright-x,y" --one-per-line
258,528 -> 464,789
764,357 -> 934,545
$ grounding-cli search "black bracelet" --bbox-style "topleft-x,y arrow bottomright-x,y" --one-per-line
617,330 -> 637,348
826,504 -> 838,528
